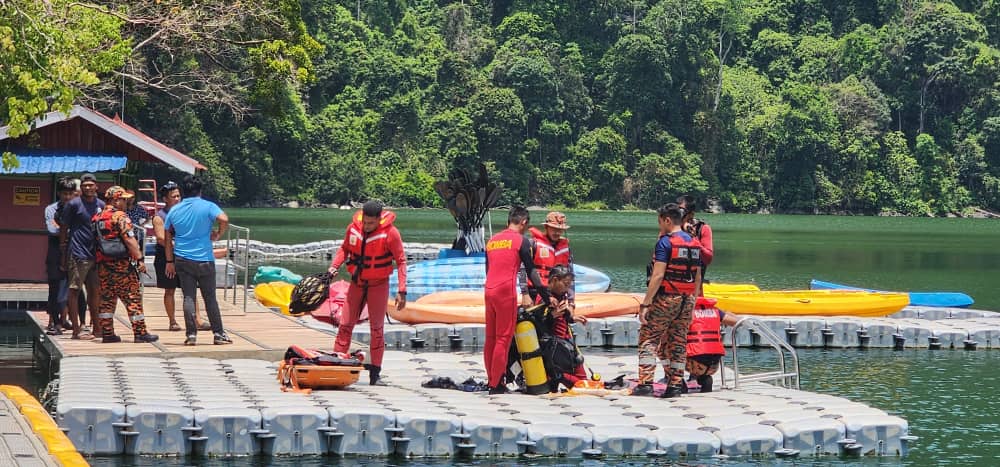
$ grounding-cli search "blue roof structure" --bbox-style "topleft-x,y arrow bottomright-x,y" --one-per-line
2,153 -> 128,174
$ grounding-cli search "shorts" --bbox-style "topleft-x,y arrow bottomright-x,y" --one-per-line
67,258 -> 99,291
154,246 -> 180,289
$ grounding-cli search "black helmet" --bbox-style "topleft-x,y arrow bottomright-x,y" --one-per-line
288,272 -> 333,316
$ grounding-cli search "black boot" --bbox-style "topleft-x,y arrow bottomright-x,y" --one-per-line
697,375 -> 713,393
661,381 -> 685,398
368,365 -> 383,386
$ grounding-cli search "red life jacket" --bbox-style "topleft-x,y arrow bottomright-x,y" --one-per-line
92,207 -> 131,261
653,232 -> 702,295
485,228 -> 524,289
528,227 -> 570,287
343,210 -> 397,283
687,297 -> 724,357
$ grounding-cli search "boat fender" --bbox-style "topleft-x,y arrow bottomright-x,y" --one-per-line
514,306 -> 551,395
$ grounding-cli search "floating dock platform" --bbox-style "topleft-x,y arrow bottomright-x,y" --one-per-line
4,284 -> 959,459
53,351 -> 914,459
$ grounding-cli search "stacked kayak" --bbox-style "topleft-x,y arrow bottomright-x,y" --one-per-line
810,279 -> 974,308
705,290 -> 909,317
703,283 -> 760,294
388,255 -> 611,299
388,291 -> 640,324
254,281 -> 295,315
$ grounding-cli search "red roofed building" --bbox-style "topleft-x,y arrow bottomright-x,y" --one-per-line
0,106 -> 204,282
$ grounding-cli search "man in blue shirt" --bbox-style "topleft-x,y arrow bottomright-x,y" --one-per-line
163,175 -> 231,345
59,173 -> 105,339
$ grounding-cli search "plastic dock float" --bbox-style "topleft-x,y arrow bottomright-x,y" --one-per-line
51,351 -> 915,459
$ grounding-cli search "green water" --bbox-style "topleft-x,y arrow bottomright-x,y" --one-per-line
230,209 -> 1000,311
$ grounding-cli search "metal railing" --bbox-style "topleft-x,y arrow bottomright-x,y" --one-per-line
222,224 -> 251,314
724,317 -> 800,390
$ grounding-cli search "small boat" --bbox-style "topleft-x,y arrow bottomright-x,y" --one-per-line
809,279 -> 974,308
703,283 -> 761,294
253,281 -> 295,315
388,291 -> 640,324
388,254 -> 612,299
704,290 -> 909,317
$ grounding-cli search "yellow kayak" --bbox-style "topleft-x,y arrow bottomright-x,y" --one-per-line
703,283 -> 761,294
705,290 -> 909,317
254,281 -> 295,315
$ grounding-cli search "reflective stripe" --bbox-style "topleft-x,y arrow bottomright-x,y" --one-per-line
365,233 -> 388,243
129,314 -> 145,322
98,313 -> 115,319
670,362 -> 686,371
554,247 -> 570,256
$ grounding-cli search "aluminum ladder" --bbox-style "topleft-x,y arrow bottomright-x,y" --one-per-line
722,317 -> 801,390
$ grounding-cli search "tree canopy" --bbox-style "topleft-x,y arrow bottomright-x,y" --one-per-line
3,0 -> 999,215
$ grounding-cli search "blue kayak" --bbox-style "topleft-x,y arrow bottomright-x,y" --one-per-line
809,279 -> 974,308
390,254 -> 612,299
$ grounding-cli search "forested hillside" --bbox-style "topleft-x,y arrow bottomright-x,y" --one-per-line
4,1 -> 1000,214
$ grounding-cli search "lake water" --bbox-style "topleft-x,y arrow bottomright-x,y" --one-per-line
231,209 -> 1000,311
5,209 -> 998,465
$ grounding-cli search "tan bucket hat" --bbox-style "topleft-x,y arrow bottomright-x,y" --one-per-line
543,211 -> 570,230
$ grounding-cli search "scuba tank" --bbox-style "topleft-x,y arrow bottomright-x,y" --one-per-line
514,305 -> 550,395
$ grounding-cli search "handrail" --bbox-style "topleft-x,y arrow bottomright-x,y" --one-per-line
222,224 -> 251,314
725,317 -> 800,390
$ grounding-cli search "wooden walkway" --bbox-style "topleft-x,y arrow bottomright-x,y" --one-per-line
17,286 -> 346,361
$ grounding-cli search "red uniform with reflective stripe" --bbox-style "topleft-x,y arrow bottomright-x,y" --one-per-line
343,210 -> 397,283
484,228 -> 526,388
687,298 -> 724,357
657,233 -> 702,295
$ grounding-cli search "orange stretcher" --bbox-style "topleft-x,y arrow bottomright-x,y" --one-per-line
277,345 -> 365,394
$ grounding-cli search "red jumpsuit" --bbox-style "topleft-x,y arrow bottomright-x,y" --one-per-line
484,228 -> 546,388
329,210 -> 406,367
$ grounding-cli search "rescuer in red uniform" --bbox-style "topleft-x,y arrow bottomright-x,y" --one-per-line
686,297 -> 740,392
484,205 -> 549,394
328,200 -> 407,385
527,211 -> 574,307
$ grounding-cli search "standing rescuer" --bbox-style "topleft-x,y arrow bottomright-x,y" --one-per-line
328,200 -> 407,386
635,203 -> 702,398
527,211 -> 574,307
92,186 -> 158,343
484,205 -> 550,395
59,173 -> 104,340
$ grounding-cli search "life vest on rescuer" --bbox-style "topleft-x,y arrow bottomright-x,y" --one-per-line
687,297 -> 725,357
344,210 -> 396,283
529,227 -> 570,287
91,209 -> 130,260
648,232 -> 701,295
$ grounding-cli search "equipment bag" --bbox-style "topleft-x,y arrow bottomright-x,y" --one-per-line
288,272 -> 333,316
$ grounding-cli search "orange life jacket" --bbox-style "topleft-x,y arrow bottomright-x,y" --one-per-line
343,210 -> 397,283
687,297 -> 724,356
91,207 -> 131,261
529,227 -> 570,287
653,232 -> 701,295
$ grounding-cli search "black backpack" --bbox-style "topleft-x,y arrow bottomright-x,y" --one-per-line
289,272 -> 333,316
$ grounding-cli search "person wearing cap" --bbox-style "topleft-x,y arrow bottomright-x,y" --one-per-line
59,173 -> 105,339
327,200 -> 408,386
527,211 -> 575,308
153,181 -> 210,332
92,186 -> 158,343
164,175 -> 231,346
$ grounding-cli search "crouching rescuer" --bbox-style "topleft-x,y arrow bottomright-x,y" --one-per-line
514,264 -> 593,393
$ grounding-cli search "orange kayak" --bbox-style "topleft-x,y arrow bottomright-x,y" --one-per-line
390,291 -> 640,324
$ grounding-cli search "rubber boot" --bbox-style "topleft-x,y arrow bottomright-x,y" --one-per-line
368,365 -> 383,386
